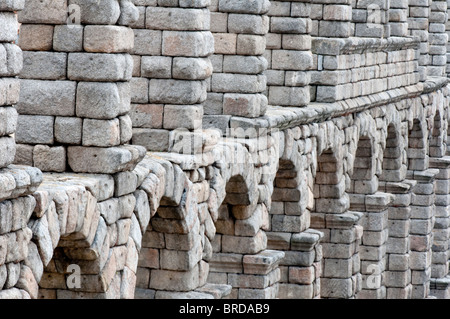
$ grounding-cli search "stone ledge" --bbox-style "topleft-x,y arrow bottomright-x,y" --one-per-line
231,78 -> 449,135
290,229 -> 324,252
195,283 -> 232,299
232,83 -> 425,133
312,36 -> 420,56
0,165 -> 42,202
379,180 -> 416,194
326,212 -> 363,229
430,277 -> 450,290
422,76 -> 450,94
41,173 -> 114,202
243,250 -> 285,275
429,156 -> 450,169
407,169 -> 440,182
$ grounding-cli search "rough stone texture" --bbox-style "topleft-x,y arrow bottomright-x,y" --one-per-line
0,0 -> 449,302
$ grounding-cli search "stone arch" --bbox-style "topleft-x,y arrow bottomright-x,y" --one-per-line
355,120 -> 404,299
27,174 -> 146,299
314,148 -> 346,210
204,139 -> 284,299
347,120 -> 378,200
201,0 -> 269,130
311,140 -> 360,299
133,158 -> 209,298
211,171 -> 266,256
15,0 -> 143,174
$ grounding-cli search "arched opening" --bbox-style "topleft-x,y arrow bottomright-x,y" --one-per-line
207,171 -> 281,299
267,158 -> 322,299
380,124 -> 404,182
35,183 -> 141,299
372,122 -> 411,299
311,148 -> 360,299
348,135 -> 377,199
346,134 -> 382,299
135,172 -> 206,298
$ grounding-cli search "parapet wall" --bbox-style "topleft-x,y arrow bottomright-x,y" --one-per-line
0,0 -> 449,299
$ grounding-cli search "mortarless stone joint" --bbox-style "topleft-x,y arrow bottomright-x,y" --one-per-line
0,0 -> 448,300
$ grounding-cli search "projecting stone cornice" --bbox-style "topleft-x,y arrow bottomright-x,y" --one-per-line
312,36 -> 420,56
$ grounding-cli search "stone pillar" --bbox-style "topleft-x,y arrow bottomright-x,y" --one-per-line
390,0 -> 409,37
446,0 -> 450,76
16,0 -> 145,174
310,0 -> 419,104
0,1 -> 43,299
408,0 -> 431,81
352,0 -> 390,38
208,185 -> 283,298
0,1 -> 20,167
311,0 -> 352,38
320,213 -> 362,299
383,181 -> 415,299
310,147 -> 363,299
408,169 -> 438,299
130,0 -> 215,152
356,193 -> 393,299
428,0 -> 448,77
429,156 -> 450,298
265,140 -> 323,299
205,0 -> 269,127
264,0 -> 313,108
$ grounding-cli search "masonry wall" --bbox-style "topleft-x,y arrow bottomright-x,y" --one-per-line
0,0 -> 449,300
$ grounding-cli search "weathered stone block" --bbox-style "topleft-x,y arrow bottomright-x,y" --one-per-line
16,115 -> 54,145
68,53 -> 133,81
33,145 -> 66,173
84,26 -> 134,53
67,145 -> 146,174
17,80 -> 76,116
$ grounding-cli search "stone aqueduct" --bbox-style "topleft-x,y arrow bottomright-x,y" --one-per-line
0,0 -> 449,299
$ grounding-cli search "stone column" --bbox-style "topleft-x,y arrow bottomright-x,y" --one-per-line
352,0 -> 390,38
429,156 -> 450,298
408,169 -> 438,299
311,146 -> 363,299
408,0 -> 431,81
428,0 -> 448,77
265,133 -> 323,299
383,181 -> 415,299
264,0 -> 313,108
130,0 -> 214,153
206,0 -> 269,126
16,0 -> 145,174
390,0 -> 409,37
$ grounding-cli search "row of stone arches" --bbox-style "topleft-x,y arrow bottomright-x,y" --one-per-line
18,88 -> 450,299
264,89 -> 449,299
